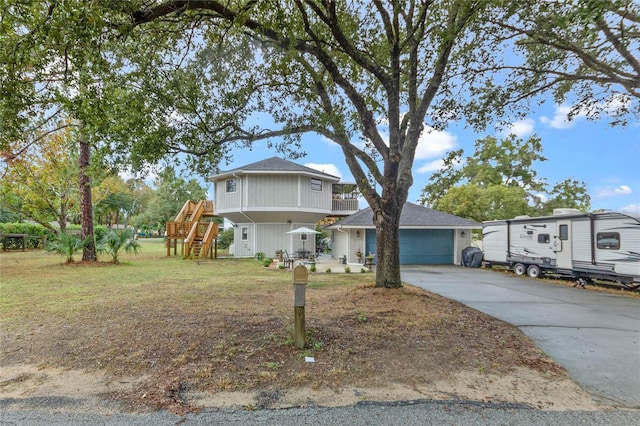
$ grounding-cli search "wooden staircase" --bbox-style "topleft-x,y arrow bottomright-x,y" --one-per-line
165,200 -> 219,259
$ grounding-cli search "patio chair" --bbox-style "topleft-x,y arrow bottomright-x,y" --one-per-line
283,250 -> 298,268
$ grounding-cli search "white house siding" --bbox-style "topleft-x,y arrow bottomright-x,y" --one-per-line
453,230 -> 472,265
233,222 -> 255,258
351,229 -> 365,263
330,228 -> 358,264
215,178 -> 242,210
232,223 -> 319,259
249,175 -> 299,208
299,176 -> 332,210
255,223 -> 290,258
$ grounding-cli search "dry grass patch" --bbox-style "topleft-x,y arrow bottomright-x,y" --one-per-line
1,240 -> 575,414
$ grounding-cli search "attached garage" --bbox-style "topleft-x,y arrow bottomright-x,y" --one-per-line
365,228 -> 454,264
331,202 -> 480,266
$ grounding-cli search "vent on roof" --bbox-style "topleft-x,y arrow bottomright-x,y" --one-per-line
553,208 -> 581,216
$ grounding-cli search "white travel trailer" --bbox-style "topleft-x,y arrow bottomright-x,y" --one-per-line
482,209 -> 640,288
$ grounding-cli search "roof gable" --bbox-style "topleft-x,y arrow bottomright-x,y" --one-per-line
329,202 -> 480,228
210,157 -> 339,181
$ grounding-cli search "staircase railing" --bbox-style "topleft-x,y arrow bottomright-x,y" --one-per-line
166,200 -> 217,257
188,200 -> 205,223
165,222 -> 192,238
200,222 -> 219,259
174,200 -> 196,222
185,222 -> 217,258
184,222 -> 199,258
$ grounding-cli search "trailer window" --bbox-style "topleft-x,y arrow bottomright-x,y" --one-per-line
241,226 -> 248,241
538,234 -> 550,244
559,224 -> 568,240
597,232 -> 620,250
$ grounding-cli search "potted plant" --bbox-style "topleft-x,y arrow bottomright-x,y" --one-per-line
365,252 -> 375,270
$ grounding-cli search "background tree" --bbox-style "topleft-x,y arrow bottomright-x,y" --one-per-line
217,228 -> 235,250
0,126 -> 80,233
420,134 -> 591,221
132,166 -> 207,234
93,174 -> 135,227
1,2 -> 130,261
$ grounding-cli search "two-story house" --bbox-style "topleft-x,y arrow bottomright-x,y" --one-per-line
210,157 -> 359,258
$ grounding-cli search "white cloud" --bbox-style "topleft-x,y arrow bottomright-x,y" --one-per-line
305,162 -> 342,179
604,93 -> 632,116
320,135 -> 339,146
415,126 -> 457,160
619,204 -> 640,215
596,185 -> 633,197
501,118 -> 535,137
416,159 -> 445,173
540,104 -> 586,129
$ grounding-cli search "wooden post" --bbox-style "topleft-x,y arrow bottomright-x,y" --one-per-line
292,264 -> 308,349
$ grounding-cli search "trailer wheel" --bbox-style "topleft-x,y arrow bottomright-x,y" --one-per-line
527,265 -> 541,278
513,263 -> 526,276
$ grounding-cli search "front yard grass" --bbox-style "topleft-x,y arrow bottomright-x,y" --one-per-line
1,238 -> 565,413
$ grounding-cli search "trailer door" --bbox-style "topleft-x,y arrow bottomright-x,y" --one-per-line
555,220 -> 572,270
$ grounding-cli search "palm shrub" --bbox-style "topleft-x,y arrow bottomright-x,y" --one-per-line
46,232 -> 89,263
97,229 -> 141,264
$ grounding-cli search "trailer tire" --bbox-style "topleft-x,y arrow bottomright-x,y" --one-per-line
527,265 -> 541,278
513,263 -> 526,276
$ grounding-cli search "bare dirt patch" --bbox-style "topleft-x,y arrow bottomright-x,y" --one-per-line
0,279 -> 598,414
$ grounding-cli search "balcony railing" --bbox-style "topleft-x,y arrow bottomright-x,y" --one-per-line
332,198 -> 359,213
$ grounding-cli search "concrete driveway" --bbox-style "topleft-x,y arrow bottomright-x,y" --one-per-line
401,265 -> 640,408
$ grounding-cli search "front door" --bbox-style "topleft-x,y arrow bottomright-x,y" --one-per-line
555,220 -> 572,270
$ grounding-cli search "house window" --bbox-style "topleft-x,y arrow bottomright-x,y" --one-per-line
241,226 -> 248,241
597,232 -> 620,250
538,234 -> 550,244
301,234 -> 308,241
310,178 -> 322,191
559,224 -> 569,240
226,178 -> 237,193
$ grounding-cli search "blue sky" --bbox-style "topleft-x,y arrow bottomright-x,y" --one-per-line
204,101 -> 639,216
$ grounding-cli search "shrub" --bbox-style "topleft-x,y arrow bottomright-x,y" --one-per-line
310,266 -> 317,272
217,228 -> 234,249
256,252 -> 265,261
97,229 -> 141,264
262,258 -> 273,267
344,266 -> 351,273
361,268 -> 367,273
325,268 -> 332,273
46,232 -> 90,263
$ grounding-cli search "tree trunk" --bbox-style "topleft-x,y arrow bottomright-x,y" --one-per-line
372,193 -> 404,288
79,139 -> 96,261
58,195 -> 67,234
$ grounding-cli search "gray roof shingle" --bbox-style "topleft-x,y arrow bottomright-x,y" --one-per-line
211,157 -> 339,180
329,202 -> 480,228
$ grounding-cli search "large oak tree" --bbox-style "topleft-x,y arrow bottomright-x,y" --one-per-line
3,1 -> 637,287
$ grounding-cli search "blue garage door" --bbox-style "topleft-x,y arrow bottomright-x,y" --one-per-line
365,229 -> 454,265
